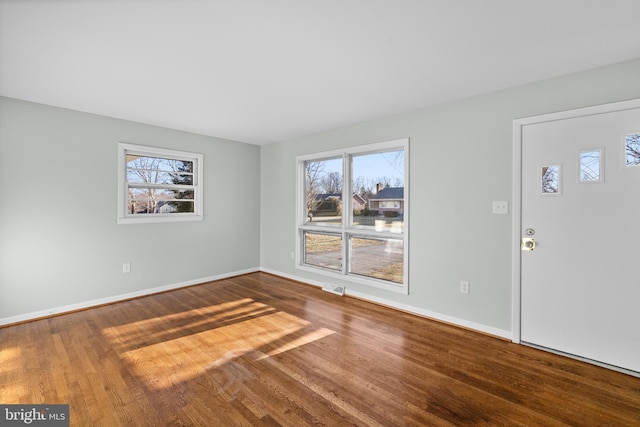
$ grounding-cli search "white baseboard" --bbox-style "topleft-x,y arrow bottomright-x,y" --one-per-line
260,268 -> 511,340
0,267 -> 259,327
2,267 -> 511,340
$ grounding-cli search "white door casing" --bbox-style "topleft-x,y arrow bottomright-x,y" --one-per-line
513,99 -> 640,375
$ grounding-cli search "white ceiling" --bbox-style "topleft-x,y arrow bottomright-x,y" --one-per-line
2,1 -> 640,145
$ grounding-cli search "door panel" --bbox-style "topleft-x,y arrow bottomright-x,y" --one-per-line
521,107 -> 640,373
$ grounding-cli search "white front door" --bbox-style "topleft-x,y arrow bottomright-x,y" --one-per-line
519,101 -> 640,374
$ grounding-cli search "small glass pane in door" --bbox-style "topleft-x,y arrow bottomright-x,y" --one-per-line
541,165 -> 560,194
626,133 -> 640,166
579,150 -> 602,182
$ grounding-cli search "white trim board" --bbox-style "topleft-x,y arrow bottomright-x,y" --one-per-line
260,268 -> 511,340
0,268 -> 259,327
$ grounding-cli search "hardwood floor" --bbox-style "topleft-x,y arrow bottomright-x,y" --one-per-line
1,272 -> 638,426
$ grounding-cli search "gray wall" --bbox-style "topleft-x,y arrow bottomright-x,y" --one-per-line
260,58 -> 640,336
0,97 -> 261,321
3,58 -> 640,332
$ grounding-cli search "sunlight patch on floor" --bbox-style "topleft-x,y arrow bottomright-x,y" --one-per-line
103,300 -> 335,390
0,346 -> 22,402
103,298 -> 275,347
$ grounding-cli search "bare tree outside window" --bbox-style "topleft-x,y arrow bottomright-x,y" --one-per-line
126,155 -> 195,214
541,165 -> 560,194
626,133 -> 640,166
118,143 -> 203,224
304,160 -> 324,219
321,171 -> 342,194
304,158 -> 342,224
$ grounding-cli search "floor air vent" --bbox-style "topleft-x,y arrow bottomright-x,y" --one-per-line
322,283 -> 345,296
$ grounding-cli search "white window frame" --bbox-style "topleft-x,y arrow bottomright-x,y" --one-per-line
295,138 -> 409,294
117,143 -> 204,224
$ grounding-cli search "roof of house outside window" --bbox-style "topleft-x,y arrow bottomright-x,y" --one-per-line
370,187 -> 404,200
316,193 -> 367,204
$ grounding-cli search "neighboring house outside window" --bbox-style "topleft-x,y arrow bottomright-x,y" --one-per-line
310,193 -> 368,217
117,143 -> 203,224
369,185 -> 404,217
296,138 -> 409,294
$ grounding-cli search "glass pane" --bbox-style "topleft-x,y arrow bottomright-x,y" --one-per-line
128,187 -> 194,200
127,188 -> 194,214
352,150 -> 405,231
303,232 -> 342,271
127,170 -> 193,185
541,165 -> 560,194
167,200 -> 195,213
350,237 -> 403,284
126,155 -> 194,185
626,133 -> 640,166
580,150 -> 601,182
304,158 -> 343,226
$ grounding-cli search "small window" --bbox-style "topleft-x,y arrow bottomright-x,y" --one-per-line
626,133 -> 640,167
118,143 -> 203,224
541,164 -> 561,195
579,150 -> 603,182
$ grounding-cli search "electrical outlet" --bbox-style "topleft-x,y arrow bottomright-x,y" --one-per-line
122,263 -> 131,273
290,251 -> 295,260
492,201 -> 509,214
460,281 -> 470,294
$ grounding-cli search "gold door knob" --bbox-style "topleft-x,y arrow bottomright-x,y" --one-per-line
521,238 -> 536,251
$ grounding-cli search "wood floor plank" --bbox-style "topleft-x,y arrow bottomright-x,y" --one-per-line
1,271 -> 638,426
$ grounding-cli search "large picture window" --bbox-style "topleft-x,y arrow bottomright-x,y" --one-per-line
296,139 -> 409,293
118,143 -> 203,224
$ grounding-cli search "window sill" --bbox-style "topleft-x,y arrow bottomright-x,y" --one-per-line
296,263 -> 408,295
117,214 -> 203,225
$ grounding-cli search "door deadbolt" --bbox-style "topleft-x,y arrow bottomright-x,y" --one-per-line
521,238 -> 536,251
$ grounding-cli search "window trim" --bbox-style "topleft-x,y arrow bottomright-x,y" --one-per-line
117,142 -> 204,224
295,138 -> 409,294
